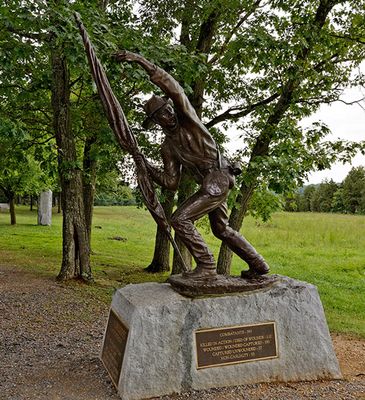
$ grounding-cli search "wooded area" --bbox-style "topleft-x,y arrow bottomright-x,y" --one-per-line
287,166 -> 365,214
1,0 -> 364,281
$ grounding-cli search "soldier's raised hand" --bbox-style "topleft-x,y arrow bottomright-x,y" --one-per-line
113,50 -> 138,63
133,151 -> 147,165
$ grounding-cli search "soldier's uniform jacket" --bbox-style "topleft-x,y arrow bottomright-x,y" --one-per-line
146,65 -> 226,190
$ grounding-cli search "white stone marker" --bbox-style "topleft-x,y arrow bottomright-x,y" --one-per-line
101,276 -> 341,400
37,190 -> 52,226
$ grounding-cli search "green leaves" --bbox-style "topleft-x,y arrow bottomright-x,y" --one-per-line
289,167 -> 365,215
0,118 -> 52,198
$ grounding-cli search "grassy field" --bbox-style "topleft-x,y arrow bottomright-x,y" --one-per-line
0,206 -> 364,337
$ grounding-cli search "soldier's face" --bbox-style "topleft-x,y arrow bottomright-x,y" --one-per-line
153,104 -> 177,130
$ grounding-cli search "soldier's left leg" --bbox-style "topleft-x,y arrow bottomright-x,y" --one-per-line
209,203 -> 269,275
170,188 -> 227,278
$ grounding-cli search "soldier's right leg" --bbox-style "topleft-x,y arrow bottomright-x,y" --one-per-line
209,203 -> 269,275
170,189 -> 226,278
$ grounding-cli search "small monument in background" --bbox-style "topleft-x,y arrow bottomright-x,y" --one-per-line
37,190 -> 52,226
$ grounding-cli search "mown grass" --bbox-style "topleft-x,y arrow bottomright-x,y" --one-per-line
0,206 -> 364,337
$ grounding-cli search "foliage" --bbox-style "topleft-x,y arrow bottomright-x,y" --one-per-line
310,179 -> 339,212
286,167 -> 365,215
248,185 -> 282,223
1,0 -> 364,198
134,0 -> 365,187
1,0 -> 365,274
0,0 -> 132,197
114,0 -> 365,228
94,175 -> 136,206
342,166 -> 365,214
0,119 -> 54,200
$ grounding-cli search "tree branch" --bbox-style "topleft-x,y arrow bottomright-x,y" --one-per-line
331,33 -> 365,45
336,97 -> 365,106
5,25 -> 49,41
25,135 -> 55,150
69,75 -> 83,89
205,92 -> 279,128
209,0 -> 262,64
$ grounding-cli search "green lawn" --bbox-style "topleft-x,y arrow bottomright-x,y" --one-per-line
0,206 -> 364,337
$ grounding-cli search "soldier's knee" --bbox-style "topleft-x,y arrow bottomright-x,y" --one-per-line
170,214 -> 179,229
211,222 -> 229,240
170,214 -> 187,232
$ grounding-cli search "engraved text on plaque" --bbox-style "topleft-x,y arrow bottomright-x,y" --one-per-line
195,322 -> 278,369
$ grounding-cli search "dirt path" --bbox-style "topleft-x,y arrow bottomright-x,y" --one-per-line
0,265 -> 364,400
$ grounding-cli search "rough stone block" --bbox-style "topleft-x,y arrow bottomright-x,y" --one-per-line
101,276 -> 341,400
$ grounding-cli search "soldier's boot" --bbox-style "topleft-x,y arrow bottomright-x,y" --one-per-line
183,264 -> 217,279
241,255 -> 270,278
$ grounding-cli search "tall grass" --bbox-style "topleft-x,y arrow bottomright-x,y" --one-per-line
0,206 -> 364,337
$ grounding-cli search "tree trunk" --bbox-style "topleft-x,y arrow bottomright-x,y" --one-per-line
217,185 -> 254,274
49,7 -> 92,282
83,135 -> 98,244
9,194 -> 16,225
216,0 -> 336,275
171,171 -> 195,274
146,189 -> 175,273
171,234 -> 193,274
57,193 -> 61,213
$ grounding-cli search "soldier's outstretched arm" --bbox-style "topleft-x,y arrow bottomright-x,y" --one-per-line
114,50 -> 198,120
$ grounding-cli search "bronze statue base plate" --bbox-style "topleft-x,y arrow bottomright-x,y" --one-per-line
167,273 -> 280,298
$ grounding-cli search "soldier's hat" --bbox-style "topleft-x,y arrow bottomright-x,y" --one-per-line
142,95 -> 173,129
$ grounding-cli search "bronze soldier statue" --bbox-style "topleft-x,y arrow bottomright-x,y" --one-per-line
115,51 -> 269,279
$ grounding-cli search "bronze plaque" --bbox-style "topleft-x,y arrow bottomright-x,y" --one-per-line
195,321 -> 278,369
101,309 -> 129,387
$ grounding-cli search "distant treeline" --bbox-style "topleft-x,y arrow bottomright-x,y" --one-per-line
285,166 -> 365,214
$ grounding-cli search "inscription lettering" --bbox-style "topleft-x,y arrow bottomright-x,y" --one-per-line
195,322 -> 277,369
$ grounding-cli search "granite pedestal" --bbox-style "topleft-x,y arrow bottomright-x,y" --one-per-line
101,276 -> 341,400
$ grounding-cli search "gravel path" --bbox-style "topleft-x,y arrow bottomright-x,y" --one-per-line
0,265 -> 364,400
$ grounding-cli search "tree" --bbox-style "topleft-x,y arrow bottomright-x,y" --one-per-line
0,120 -> 51,224
331,186 -> 345,213
48,0 -> 92,281
342,166 -> 365,214
247,185 -> 282,223
216,0 -> 365,273
2,0 -> 364,278
301,185 -> 317,212
0,0 -> 133,281
310,179 -> 338,212
126,0 -> 365,274
145,188 -> 175,272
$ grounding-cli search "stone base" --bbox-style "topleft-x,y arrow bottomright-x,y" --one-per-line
101,276 -> 341,400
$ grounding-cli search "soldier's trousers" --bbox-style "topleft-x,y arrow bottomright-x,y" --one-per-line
170,170 -> 262,270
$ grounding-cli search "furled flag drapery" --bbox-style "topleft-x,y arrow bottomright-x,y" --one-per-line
74,13 -> 187,272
